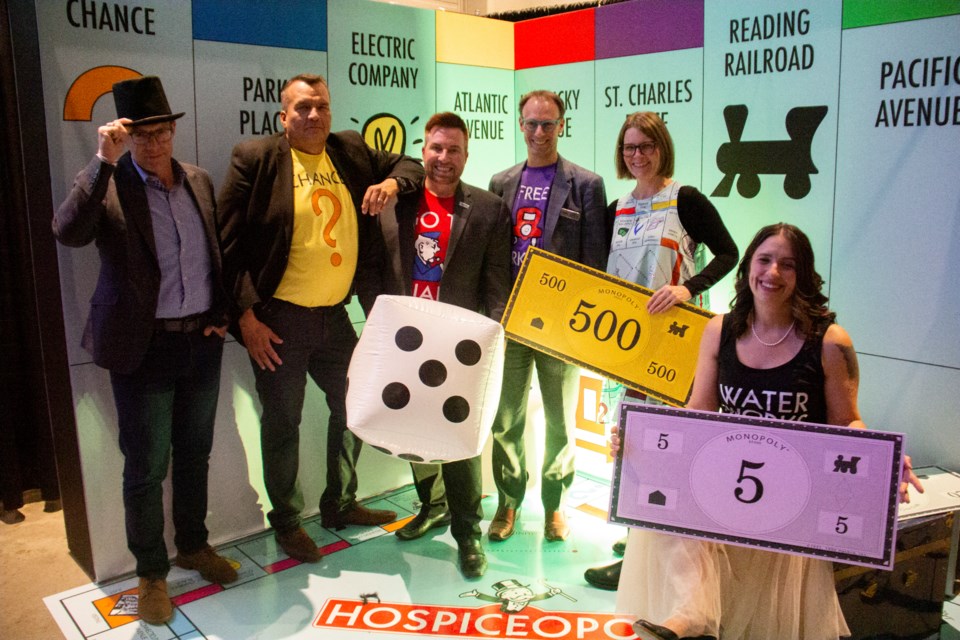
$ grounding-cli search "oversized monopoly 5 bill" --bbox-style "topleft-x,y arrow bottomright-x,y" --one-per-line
610,404 -> 904,570
501,248 -> 712,406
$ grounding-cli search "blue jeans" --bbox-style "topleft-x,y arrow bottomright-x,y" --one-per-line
490,340 -> 579,512
111,329 -> 223,578
251,298 -> 361,532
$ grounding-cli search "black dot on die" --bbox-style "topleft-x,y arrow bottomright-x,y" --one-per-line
395,326 -> 423,351
443,396 -> 470,423
372,445 -> 393,456
399,452 -> 425,462
382,382 -> 410,409
419,360 -> 447,387
455,340 -> 482,366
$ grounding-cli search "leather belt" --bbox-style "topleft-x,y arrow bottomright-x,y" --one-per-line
155,314 -> 207,333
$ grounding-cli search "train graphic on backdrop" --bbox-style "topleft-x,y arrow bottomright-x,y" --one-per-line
712,104 -> 828,200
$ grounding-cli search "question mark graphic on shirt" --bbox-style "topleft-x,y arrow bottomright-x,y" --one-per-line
311,189 -> 342,266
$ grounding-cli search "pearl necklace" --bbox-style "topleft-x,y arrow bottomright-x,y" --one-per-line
751,319 -> 796,347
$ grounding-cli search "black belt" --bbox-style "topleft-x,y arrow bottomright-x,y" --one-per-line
268,298 -> 343,313
155,314 -> 207,333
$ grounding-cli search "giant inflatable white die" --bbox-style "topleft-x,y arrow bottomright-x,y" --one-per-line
346,295 -> 505,463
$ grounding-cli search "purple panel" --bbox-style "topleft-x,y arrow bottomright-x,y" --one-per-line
596,0 -> 704,60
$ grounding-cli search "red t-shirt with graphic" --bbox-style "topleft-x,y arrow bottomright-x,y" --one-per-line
411,190 -> 455,300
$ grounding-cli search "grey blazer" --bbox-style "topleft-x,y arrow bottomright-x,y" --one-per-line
375,181 -> 512,321
488,155 -> 608,271
53,153 -> 226,374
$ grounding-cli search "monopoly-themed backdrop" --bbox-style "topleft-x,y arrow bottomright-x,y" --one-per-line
32,0 -> 960,579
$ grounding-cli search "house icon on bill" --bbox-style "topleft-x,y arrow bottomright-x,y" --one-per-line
647,490 -> 667,506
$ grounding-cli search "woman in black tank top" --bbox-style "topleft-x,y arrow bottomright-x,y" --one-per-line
619,224 -> 924,640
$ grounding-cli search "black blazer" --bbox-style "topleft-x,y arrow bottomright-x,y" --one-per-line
374,181 -> 512,321
488,155 -> 609,271
53,154 -> 227,374
216,130 -> 424,326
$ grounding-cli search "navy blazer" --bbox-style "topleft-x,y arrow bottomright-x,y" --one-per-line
53,153 -> 227,374
488,155 -> 608,271
374,180 -> 512,321
216,130 -> 424,325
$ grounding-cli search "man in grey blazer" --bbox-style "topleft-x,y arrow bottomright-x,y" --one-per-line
370,112 -> 511,578
487,90 -> 608,543
53,76 -> 236,625
217,74 -> 423,564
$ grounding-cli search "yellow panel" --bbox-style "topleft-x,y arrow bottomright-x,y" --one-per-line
436,11 -> 514,69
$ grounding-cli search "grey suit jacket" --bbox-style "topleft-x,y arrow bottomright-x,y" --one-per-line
488,155 -> 608,271
375,181 -> 511,321
53,153 -> 226,374
216,130 -> 424,329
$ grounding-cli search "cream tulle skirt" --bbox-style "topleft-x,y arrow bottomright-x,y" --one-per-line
615,529 -> 850,639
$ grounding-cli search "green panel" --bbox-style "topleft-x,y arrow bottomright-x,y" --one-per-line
843,0 -> 960,29
327,0 -> 436,156
594,49 -> 705,209
436,64 -> 516,189
514,62 -> 598,172
702,0 -> 843,314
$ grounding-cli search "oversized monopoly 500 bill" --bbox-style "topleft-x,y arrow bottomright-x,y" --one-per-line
610,404 -> 904,570
501,248 -> 712,406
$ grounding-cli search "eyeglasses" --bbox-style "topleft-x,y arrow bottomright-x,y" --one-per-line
521,118 -> 561,133
130,127 -> 173,145
621,142 -> 657,156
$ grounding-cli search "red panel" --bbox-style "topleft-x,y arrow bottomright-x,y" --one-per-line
515,8 -> 596,70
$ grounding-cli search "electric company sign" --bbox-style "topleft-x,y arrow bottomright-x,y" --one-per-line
314,599 -> 639,639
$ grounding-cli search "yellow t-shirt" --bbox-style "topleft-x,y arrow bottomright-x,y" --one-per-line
273,148 -> 359,307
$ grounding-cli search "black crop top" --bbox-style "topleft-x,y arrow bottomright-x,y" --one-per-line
716,314 -> 828,424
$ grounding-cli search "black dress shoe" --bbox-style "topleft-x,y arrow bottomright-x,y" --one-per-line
584,559 -> 621,590
632,619 -> 679,640
458,539 -> 487,578
612,536 -> 627,556
395,510 -> 452,541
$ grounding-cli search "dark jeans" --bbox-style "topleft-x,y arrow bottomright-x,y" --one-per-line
110,329 -> 224,579
490,339 -> 579,512
409,456 -> 483,543
251,298 -> 361,532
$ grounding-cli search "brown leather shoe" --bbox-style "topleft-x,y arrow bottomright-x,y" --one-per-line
544,510 -> 569,541
276,527 -> 323,563
323,502 -> 397,529
137,577 -> 173,625
175,546 -> 238,584
488,506 -> 517,541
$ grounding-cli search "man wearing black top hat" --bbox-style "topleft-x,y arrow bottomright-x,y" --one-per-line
53,76 -> 237,626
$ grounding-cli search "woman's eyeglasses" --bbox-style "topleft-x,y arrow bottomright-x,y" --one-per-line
621,142 -> 656,156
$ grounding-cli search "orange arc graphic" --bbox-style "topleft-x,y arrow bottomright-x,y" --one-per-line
311,188 -> 343,267
64,66 -> 141,122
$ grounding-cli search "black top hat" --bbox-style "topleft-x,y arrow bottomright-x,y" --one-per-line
112,75 -> 184,126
